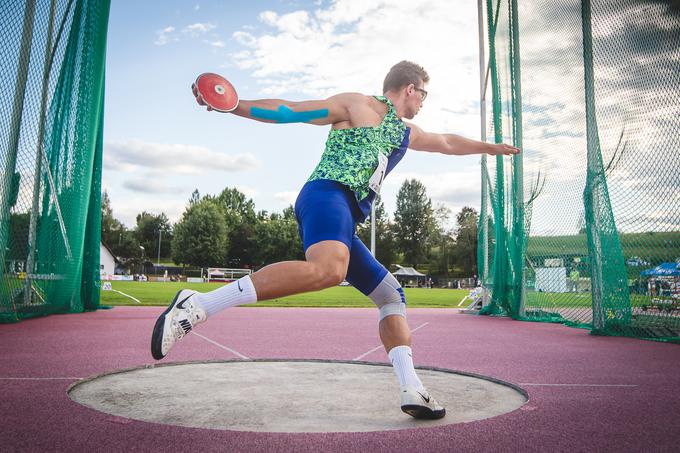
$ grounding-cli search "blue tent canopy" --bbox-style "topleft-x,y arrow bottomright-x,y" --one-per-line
640,262 -> 680,277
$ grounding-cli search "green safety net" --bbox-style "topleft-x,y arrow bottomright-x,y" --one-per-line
478,0 -> 680,342
0,0 -> 110,322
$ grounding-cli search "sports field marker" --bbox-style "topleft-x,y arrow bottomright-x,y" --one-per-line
110,289 -> 141,303
352,322 -> 429,361
191,331 -> 250,359
102,283 -> 141,303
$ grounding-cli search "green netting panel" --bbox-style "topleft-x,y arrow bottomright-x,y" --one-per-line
0,0 -> 110,322
480,0 -> 680,341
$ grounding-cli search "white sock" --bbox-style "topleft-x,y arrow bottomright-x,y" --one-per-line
194,275 -> 258,317
388,345 -> 424,391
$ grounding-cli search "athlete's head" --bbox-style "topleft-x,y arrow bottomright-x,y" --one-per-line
383,61 -> 429,119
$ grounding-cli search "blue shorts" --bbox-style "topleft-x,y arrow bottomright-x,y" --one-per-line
294,179 -> 388,295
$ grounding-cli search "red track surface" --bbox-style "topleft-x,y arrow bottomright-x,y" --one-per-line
2,307 -> 680,452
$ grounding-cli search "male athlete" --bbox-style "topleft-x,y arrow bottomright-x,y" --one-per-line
151,61 -> 518,420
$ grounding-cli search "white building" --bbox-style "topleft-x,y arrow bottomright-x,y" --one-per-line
100,242 -> 116,279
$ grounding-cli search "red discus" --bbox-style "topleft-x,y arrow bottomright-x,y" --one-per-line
192,73 -> 239,112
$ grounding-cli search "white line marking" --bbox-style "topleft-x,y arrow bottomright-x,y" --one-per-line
111,289 -> 141,304
410,322 -> 429,334
352,322 -> 429,361
519,383 -> 638,388
352,344 -> 384,362
191,332 -> 250,360
0,377 -> 82,381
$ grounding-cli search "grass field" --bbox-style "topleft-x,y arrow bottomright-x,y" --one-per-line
100,281 -> 657,310
100,281 -> 470,308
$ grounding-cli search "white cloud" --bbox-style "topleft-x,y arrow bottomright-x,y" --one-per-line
104,139 -> 261,174
141,0 -> 677,238
183,22 -> 216,36
204,39 -> 226,48
107,193 -> 189,228
154,22 -> 220,46
154,26 -> 177,46
122,178 -> 187,195
385,166 -> 482,224
235,185 -> 259,199
231,0 -> 479,135
274,191 -> 298,205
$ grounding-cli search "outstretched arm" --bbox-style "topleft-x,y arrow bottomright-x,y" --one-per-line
231,98 -> 348,126
406,122 -> 519,156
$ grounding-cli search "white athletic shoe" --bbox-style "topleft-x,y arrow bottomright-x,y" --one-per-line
151,289 -> 206,360
400,386 -> 446,420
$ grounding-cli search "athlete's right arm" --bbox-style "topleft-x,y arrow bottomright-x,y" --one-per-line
230,95 -> 352,126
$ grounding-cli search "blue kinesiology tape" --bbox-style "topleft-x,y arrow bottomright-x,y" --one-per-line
250,105 -> 328,123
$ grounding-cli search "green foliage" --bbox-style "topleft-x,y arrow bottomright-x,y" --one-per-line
171,198 -> 228,267
101,190 -> 144,268
251,211 -> 304,265
455,207 -> 479,276
393,179 -> 434,267
356,196 -> 398,267
101,190 -> 124,249
134,211 -> 172,259
214,187 -> 258,267
427,205 -> 455,277
101,183 -> 486,280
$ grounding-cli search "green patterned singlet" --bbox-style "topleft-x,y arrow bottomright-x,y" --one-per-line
307,96 -> 407,201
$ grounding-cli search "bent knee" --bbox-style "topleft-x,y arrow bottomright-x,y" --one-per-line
369,273 -> 407,320
312,264 -> 347,290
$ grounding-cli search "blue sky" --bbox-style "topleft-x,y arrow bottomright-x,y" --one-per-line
103,0 -> 484,227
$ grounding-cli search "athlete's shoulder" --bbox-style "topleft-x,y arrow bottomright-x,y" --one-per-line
328,92 -> 373,105
403,121 -> 421,134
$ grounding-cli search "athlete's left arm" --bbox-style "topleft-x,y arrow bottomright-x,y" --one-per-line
405,122 -> 519,156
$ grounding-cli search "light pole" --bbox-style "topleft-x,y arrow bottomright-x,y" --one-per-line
139,245 -> 145,275
157,229 -> 162,266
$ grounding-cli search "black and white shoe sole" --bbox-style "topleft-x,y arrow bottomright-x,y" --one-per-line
150,290 -> 185,360
401,405 -> 446,420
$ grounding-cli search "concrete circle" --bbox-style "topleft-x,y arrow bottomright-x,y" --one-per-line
68,360 -> 527,433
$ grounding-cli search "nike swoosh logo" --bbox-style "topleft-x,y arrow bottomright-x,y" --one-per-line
237,281 -> 243,292
176,295 -> 192,309
417,391 -> 431,403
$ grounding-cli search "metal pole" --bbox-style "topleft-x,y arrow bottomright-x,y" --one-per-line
25,0 -> 58,304
0,0 -> 37,280
486,0 -> 507,309
509,0 -> 525,316
370,203 -> 376,256
477,0 -> 489,304
157,229 -> 162,265
475,0 -> 489,307
478,0 -> 488,143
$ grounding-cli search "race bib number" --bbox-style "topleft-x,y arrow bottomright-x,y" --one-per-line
368,152 -> 388,194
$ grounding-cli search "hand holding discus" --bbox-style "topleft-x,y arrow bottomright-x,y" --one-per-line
191,73 -> 239,112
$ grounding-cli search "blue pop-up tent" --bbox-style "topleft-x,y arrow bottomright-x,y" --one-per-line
640,262 -> 680,277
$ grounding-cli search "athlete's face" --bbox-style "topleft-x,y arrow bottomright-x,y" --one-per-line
405,81 -> 427,119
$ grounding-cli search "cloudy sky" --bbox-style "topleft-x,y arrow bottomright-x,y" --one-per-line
103,0 -> 487,228
483,0 -> 679,235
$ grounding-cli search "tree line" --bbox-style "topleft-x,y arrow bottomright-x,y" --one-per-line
101,179 -> 479,277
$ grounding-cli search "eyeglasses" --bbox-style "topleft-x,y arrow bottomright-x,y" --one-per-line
414,87 -> 428,101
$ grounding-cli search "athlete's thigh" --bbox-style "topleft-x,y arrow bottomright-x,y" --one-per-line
295,182 -> 356,252
345,234 -> 388,296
